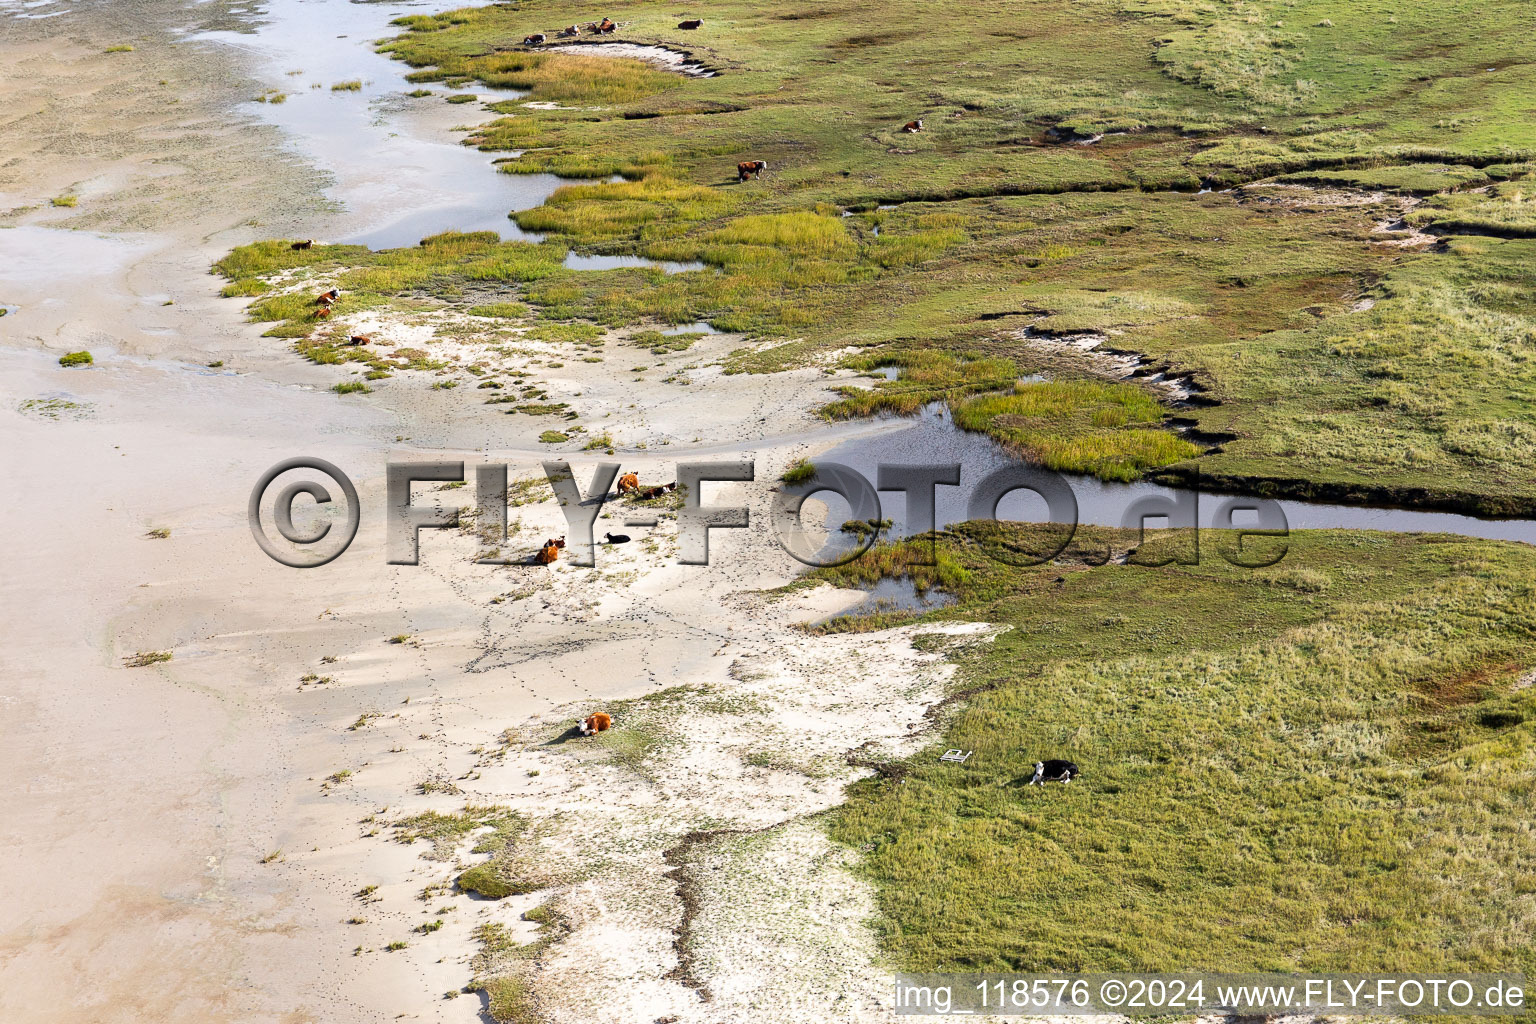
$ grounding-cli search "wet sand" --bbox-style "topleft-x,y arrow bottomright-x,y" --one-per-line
0,3 -> 962,1021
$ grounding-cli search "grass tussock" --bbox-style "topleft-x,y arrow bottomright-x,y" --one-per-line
823,350 -> 1021,419
382,27 -> 678,106
514,175 -> 731,239
781,458 -> 818,485
952,380 -> 1199,481
1407,185 -> 1536,237
468,302 -> 528,319
393,805 -> 524,860
809,537 -> 972,595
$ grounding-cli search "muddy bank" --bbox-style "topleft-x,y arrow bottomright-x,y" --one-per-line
1151,463 -> 1536,522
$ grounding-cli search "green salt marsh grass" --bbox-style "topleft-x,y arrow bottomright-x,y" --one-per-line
210,0 -> 1536,512
951,380 -> 1200,481
824,526 -> 1536,975
339,0 -> 1536,512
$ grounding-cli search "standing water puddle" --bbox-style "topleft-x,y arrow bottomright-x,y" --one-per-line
818,405 -> 1536,546
814,577 -> 957,626
562,253 -> 708,274
660,321 -> 719,335
181,0 -> 654,250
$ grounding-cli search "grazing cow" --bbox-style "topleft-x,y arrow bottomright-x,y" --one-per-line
1028,759 -> 1080,785
678,18 -> 702,29
580,712 -> 612,735
523,32 -> 546,45
603,532 -> 631,544
902,119 -> 924,133
291,239 -> 314,250
737,159 -> 767,182
347,335 -> 370,346
597,17 -> 616,33
616,472 -> 640,495
635,481 -> 677,500
317,288 -> 340,305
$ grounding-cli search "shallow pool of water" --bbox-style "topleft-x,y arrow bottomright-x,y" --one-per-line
187,0 -> 568,249
818,405 -> 1536,546
562,253 -> 709,274
815,576 -> 957,625
0,0 -> 69,18
0,226 -> 157,311
659,321 -> 719,336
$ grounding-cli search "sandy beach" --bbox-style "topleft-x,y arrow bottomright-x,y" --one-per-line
0,3 -> 984,1020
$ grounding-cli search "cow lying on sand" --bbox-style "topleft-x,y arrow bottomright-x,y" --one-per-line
1029,759 -> 1080,785
534,536 -> 566,564
737,159 -> 767,182
580,712 -> 612,735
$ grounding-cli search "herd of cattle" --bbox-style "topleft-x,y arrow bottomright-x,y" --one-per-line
522,16 -> 706,44
530,475 -> 675,565
523,17 -> 616,44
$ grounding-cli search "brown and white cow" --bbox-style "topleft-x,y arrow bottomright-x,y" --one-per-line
535,542 -> 560,565
523,32 -> 546,45
347,335 -> 370,346
597,17 -> 616,33
737,159 -> 767,182
317,288 -> 340,305
902,119 -> 924,133
580,712 -> 612,735
558,24 -> 579,36
616,472 -> 640,495
678,18 -> 702,29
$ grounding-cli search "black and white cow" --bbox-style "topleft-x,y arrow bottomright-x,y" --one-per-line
1029,759 -> 1079,785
